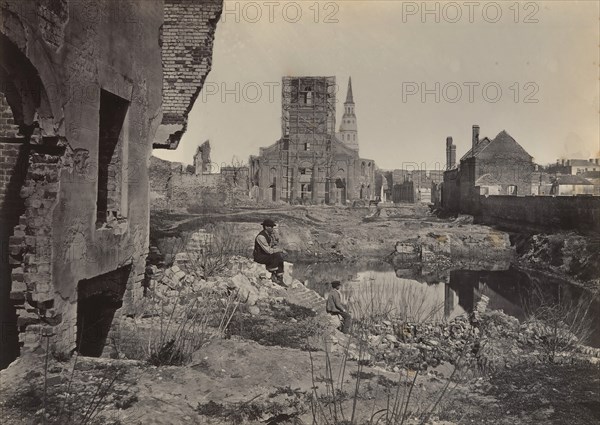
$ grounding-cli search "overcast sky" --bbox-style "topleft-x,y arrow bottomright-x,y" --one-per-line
154,0 -> 600,171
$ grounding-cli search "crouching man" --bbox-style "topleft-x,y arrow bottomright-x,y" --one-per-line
253,218 -> 285,285
326,280 -> 352,334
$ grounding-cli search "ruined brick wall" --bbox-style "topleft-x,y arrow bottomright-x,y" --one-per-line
0,91 -> 27,368
1,0 -> 224,363
1,0 -> 165,360
477,195 -> 600,233
149,161 -> 224,211
149,155 -> 173,201
0,93 -> 27,222
441,169 -> 460,212
157,0 -> 222,148
0,92 -> 20,137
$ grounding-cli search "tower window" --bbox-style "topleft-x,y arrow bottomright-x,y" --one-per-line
304,142 -> 310,151
304,87 -> 313,105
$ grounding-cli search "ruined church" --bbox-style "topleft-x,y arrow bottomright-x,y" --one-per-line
249,77 -> 376,204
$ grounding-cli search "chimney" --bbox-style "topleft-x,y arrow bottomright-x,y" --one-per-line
472,125 -> 479,157
446,137 -> 454,170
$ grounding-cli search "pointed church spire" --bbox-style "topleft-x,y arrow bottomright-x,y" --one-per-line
337,76 -> 359,152
345,77 -> 354,104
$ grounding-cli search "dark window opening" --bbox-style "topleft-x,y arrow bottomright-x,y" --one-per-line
97,89 -> 129,225
77,266 -> 130,357
304,142 -> 310,151
303,87 -> 313,105
300,183 -> 312,199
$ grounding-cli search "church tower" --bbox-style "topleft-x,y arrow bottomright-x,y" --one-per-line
338,77 -> 359,152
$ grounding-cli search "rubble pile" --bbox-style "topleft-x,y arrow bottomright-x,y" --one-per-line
517,232 -> 600,287
362,308 -> 597,373
146,255 -> 303,317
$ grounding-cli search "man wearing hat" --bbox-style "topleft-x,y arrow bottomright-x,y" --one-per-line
253,218 -> 285,285
326,281 -> 352,334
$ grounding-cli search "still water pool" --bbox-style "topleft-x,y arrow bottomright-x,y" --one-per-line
292,261 -> 600,347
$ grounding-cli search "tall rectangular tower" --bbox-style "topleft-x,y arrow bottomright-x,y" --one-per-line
279,77 -> 336,200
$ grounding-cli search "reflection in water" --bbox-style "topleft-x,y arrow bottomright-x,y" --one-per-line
294,262 -> 600,347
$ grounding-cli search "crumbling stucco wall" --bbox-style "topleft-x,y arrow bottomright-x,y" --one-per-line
1,0 -> 223,366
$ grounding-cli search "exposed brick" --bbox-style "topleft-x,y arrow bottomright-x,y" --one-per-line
161,0 -> 222,126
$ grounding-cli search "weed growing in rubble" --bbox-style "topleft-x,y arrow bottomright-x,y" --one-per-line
196,387 -> 308,424
524,291 -> 594,362
347,274 -> 445,326
226,301 -> 326,350
197,223 -> 248,277
144,288 -> 241,366
159,223 -> 247,277
111,287 -> 241,366
307,333 -> 466,424
4,349 -> 131,425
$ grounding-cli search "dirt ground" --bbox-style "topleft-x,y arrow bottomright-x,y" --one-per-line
1,339 -> 598,424
150,204 -> 513,265
2,204 -> 599,424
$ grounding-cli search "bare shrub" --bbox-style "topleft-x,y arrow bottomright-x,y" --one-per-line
112,287 -> 241,366
308,337 -> 465,425
171,223 -> 248,278
347,273 -> 445,326
525,294 -> 594,362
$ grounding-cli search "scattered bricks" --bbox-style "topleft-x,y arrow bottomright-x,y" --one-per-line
24,264 -> 38,273
9,240 -> 24,255
9,256 -> 22,265
10,281 -> 27,300
23,272 -> 39,284
25,236 -> 36,246
20,185 -> 34,197
17,311 -> 40,327
23,301 -> 38,313
32,291 -> 54,303
12,267 -> 24,281
23,253 -> 36,265
43,183 -> 59,197
25,198 -> 42,208
36,263 -> 50,274
34,282 -> 51,294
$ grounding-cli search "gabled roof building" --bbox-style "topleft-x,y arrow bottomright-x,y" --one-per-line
440,125 -> 535,213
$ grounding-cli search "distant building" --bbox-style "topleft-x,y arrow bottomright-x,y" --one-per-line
376,169 -> 443,204
193,140 -> 211,175
440,125 -> 535,213
530,171 -> 553,195
249,76 -> 375,204
550,174 -> 594,196
221,166 -> 249,188
549,158 -> 600,175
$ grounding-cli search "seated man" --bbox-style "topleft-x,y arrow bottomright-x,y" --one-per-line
326,281 -> 352,334
253,218 -> 285,285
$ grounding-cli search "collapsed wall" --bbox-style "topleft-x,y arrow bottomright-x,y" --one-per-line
0,0 -> 223,368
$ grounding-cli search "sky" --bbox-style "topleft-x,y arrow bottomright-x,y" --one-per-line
154,0 -> 600,171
